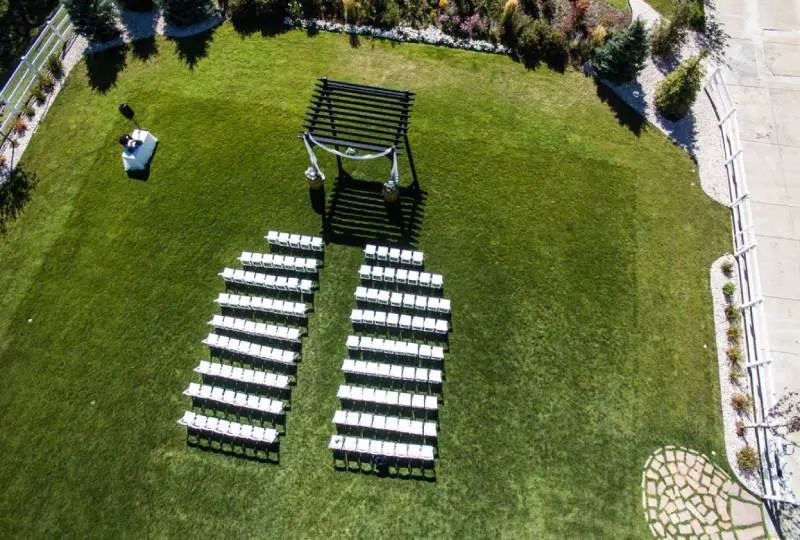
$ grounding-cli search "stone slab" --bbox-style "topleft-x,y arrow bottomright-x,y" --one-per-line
751,202 -> 795,238
764,299 -> 800,355
765,42 -> 800,77
731,86 -> 779,144
758,0 -> 800,31
743,141 -> 787,204
756,237 -> 800,299
771,89 -> 800,147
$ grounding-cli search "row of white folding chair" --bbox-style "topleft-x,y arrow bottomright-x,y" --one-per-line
239,252 -> 318,274
215,293 -> 308,319
329,435 -> 435,462
219,268 -> 315,294
355,287 -> 451,315
179,411 -> 279,444
337,384 -> 438,412
358,266 -> 443,289
194,360 -> 290,391
346,335 -> 445,363
332,410 -> 438,439
184,383 -> 285,415
203,333 -> 298,365
208,315 -> 302,343
364,245 -> 423,267
342,359 -> 443,386
351,310 -> 449,335
265,231 -> 324,252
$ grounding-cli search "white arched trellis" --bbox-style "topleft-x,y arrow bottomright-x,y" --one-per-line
302,132 -> 400,190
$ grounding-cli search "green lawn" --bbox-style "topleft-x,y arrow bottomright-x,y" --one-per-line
0,26 -> 729,538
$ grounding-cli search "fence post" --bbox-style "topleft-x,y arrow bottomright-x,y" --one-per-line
20,55 -> 41,75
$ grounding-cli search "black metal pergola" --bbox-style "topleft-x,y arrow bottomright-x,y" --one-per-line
301,77 -> 418,191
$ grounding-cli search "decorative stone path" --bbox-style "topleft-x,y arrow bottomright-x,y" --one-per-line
642,446 -> 768,539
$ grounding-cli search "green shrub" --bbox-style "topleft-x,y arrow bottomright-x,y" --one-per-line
725,304 -> 740,322
516,19 -> 568,71
22,104 -> 36,119
157,0 -> 214,26
65,0 -> 121,42
731,392 -> 752,413
31,87 -> 47,105
46,54 -> 64,79
592,18 -> 649,84
736,446 -> 758,472
649,17 -> 686,58
654,51 -> 706,121
379,0 -> 400,28
721,260 -> 734,276
727,346 -> 743,365
727,323 -> 741,344
722,281 -> 736,297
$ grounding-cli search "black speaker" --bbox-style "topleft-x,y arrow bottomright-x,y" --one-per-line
118,103 -> 135,120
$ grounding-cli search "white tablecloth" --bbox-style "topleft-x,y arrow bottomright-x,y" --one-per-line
121,129 -> 158,172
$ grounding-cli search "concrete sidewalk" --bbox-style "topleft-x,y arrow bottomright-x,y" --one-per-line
710,0 -> 800,519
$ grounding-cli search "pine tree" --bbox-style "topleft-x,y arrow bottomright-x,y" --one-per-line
654,52 -> 706,121
157,0 -> 214,26
64,0 -> 120,42
592,18 -> 649,84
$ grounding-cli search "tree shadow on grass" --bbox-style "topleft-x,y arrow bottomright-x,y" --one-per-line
170,29 -> 215,70
85,45 -> 129,93
231,12 -> 291,38
0,165 -> 39,233
121,7 -> 159,61
592,77 -> 647,137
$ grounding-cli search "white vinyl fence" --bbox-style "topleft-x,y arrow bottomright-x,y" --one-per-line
706,67 -> 796,505
0,4 -> 75,152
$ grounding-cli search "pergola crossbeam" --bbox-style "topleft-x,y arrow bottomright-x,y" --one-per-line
301,77 -> 418,194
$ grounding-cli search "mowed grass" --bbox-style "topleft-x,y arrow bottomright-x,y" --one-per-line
0,27 -> 729,538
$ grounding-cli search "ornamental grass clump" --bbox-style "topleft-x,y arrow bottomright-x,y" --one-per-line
731,392 -> 752,413
38,73 -> 55,93
736,446 -> 758,472
727,323 -> 741,344
721,261 -> 734,276
47,54 -> 64,79
654,51 -> 706,121
729,366 -> 743,384
725,304 -> 741,322
727,345 -> 743,365
12,115 -> 27,135
592,18 -> 649,84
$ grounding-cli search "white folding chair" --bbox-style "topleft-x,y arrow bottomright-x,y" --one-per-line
400,250 -> 412,265
389,248 -> 401,264
383,267 -> 395,283
358,265 -> 371,280
364,244 -> 377,260
376,246 -> 389,262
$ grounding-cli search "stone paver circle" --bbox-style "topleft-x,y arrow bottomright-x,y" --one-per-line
642,445 -> 767,539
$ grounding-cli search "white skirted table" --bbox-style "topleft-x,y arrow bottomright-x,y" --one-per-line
121,129 -> 158,172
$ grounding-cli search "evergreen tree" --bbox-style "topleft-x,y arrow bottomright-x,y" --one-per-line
64,0 -> 120,42
157,0 -> 214,26
654,51 -> 706,121
592,18 -> 648,84
650,0 -> 693,58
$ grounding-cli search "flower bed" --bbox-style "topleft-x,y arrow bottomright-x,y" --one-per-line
283,17 -> 512,54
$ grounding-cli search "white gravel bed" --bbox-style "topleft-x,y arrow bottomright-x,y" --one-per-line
710,254 -> 763,494
4,35 -> 88,170
595,0 -> 729,206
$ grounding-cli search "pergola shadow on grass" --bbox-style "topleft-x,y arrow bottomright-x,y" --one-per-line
316,172 -> 426,247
